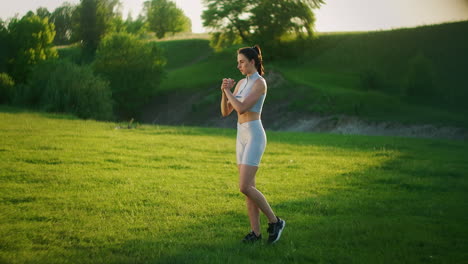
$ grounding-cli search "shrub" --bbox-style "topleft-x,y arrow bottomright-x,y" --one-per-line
57,45 -> 83,65
0,72 -> 15,103
7,14 -> 58,83
0,20 -> 9,73
19,60 -> 114,120
93,32 -> 165,118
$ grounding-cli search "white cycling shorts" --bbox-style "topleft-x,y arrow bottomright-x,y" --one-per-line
236,120 -> 267,167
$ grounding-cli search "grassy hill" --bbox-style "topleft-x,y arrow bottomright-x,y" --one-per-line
148,21 -> 468,128
1,107 -> 467,263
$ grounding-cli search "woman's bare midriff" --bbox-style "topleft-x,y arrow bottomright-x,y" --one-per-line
238,111 -> 261,124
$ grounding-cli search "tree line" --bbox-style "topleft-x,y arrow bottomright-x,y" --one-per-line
0,0 -> 325,121
0,0 -> 192,120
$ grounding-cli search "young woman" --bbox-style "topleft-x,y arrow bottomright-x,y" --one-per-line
220,45 -> 285,244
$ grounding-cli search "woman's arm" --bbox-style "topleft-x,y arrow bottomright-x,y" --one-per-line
220,91 -> 233,117
220,79 -> 239,117
223,79 -> 266,115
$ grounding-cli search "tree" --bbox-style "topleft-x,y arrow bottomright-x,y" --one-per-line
124,13 -> 149,37
93,32 -> 165,118
0,72 -> 15,103
36,7 -> 51,19
0,20 -> 9,73
144,0 -> 191,39
251,0 -> 317,42
7,14 -> 58,83
73,0 -> 120,53
202,0 -> 324,49
51,2 -> 76,45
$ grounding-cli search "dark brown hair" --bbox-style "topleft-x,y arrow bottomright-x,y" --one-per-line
238,45 -> 264,76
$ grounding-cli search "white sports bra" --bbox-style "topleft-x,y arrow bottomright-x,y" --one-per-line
234,72 -> 266,113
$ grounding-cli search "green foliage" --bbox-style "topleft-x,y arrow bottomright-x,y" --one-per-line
73,0 -> 120,54
124,14 -> 149,37
94,32 -> 165,118
405,52 -> 438,100
56,45 -> 83,64
50,2 -> 76,45
0,109 -> 467,263
6,14 -> 58,83
144,0 -> 191,39
202,0 -> 253,45
0,20 -> 9,73
202,0 -> 324,49
15,60 -> 114,120
36,7 -> 51,19
209,31 -> 243,52
107,15 -> 127,34
0,72 -> 15,103
251,0 -> 315,42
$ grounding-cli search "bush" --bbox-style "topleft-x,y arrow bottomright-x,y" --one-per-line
18,60 -> 114,120
93,32 -> 165,118
0,20 -> 9,73
0,72 -> 15,103
209,31 -> 243,52
7,14 -> 57,83
57,45 -> 83,65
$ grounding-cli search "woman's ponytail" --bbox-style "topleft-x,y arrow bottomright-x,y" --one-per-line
252,45 -> 264,76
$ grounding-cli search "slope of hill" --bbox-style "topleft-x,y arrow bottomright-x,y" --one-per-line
142,21 -> 468,133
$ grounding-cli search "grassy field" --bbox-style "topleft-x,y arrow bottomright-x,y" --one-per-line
1,106 -> 467,263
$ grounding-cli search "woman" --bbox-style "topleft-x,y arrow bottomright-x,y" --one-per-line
220,45 -> 285,244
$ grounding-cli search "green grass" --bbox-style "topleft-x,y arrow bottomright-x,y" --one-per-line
272,65 -> 468,125
157,39 -> 214,71
1,106 -> 467,263
157,43 -> 242,92
269,21 -> 468,126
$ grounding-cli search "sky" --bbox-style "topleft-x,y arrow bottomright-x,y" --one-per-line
1,0 -> 468,33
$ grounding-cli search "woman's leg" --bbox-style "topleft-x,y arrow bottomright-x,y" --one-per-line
239,164 -> 277,224
239,165 -> 261,235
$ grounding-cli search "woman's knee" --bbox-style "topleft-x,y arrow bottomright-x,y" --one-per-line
239,184 -> 253,195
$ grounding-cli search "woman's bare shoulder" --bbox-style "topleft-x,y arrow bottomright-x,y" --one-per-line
253,77 -> 267,92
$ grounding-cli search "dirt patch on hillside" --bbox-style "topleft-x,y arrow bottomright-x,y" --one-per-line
278,115 -> 467,140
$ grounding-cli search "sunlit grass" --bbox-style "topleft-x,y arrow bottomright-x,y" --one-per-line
0,107 -> 467,263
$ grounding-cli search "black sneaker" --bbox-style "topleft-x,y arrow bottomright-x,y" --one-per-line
242,231 -> 262,243
267,217 -> 285,244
